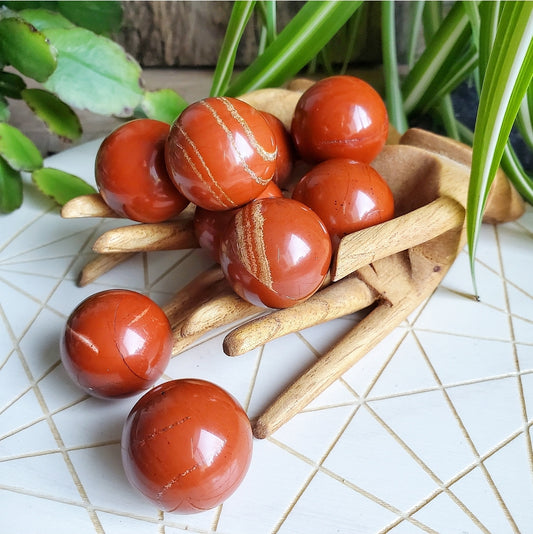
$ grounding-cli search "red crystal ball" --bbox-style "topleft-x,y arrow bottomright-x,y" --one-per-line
292,158 -> 395,248
121,378 -> 253,514
60,289 -> 172,399
193,180 -> 283,262
165,96 -> 277,211
291,75 -> 389,164
219,197 -> 332,308
95,119 -> 189,223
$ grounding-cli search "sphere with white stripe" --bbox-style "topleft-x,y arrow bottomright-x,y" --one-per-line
165,96 -> 277,211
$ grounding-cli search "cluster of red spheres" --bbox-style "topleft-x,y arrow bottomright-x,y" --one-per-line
95,74 -> 395,310
62,74 -> 395,515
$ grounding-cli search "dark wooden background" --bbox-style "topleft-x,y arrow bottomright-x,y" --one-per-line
116,1 -> 385,68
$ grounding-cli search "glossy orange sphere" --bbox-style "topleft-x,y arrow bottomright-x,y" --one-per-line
95,119 -> 189,223
292,158 -> 395,248
219,197 -> 332,308
193,180 -> 283,262
165,97 -> 277,211
121,378 -> 253,513
291,75 -> 389,164
261,111 -> 294,188
60,290 -> 172,399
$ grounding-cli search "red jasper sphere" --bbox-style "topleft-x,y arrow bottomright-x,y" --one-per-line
165,96 -> 277,211
261,111 -> 294,188
121,378 -> 253,514
194,180 -> 283,262
292,159 -> 395,248
291,75 -> 389,164
60,289 -> 172,399
219,197 -> 332,308
95,119 -> 189,223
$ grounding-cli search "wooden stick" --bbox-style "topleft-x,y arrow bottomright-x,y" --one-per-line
78,252 -> 136,286
92,219 -> 198,253
162,265 -> 225,328
171,330 -> 202,356
179,285 -> 262,337
252,300 -> 409,439
61,194 -> 119,218
331,196 -> 465,281
223,273 -> 377,356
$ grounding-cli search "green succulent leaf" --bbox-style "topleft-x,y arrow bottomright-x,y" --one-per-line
0,122 -> 42,171
21,88 -> 82,141
56,1 -> 123,36
32,166 -> 97,206
42,27 -> 144,117
18,7 -> 75,31
0,16 -> 57,82
225,1 -> 362,96
140,89 -> 188,124
0,155 -> 23,213
0,97 -> 9,122
0,71 -> 26,99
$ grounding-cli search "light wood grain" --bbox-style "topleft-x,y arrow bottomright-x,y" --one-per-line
61,194 -> 118,219
92,219 -> 198,253
78,252 -> 136,287
223,273 -> 377,356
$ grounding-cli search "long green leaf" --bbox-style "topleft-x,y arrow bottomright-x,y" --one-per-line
467,1 -> 533,292
406,1 -> 425,68
516,85 -> 533,150
381,0 -> 408,133
225,1 -> 362,96
501,144 -> 533,205
402,1 -> 472,114
256,1 -> 277,55
210,1 -> 256,97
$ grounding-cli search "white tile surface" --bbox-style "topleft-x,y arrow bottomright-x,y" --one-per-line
1,140 -> 532,534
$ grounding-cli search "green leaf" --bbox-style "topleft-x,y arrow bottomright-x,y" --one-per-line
402,2 -> 472,114
0,97 -> 9,122
516,78 -> 533,150
140,89 -> 188,124
0,16 -> 57,82
501,143 -> 533,205
32,166 -> 96,206
210,1 -> 257,97
466,1 -> 533,292
225,1 -> 362,96
0,155 -> 23,213
0,122 -> 42,171
0,71 -> 26,99
42,27 -> 143,117
2,2 -> 59,11
406,1 -> 425,68
256,1 -> 277,55
381,0 -> 408,134
21,88 -> 82,141
18,7 -> 75,31
57,1 -> 123,36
